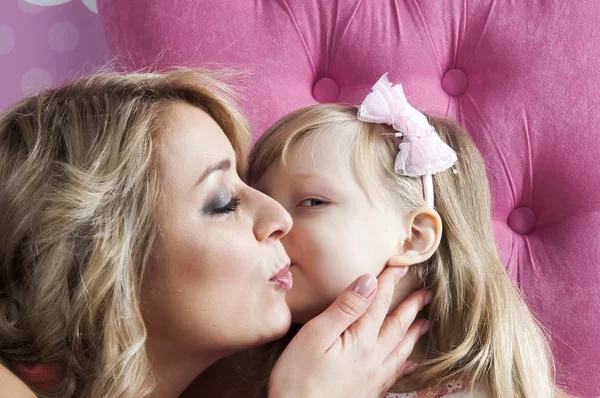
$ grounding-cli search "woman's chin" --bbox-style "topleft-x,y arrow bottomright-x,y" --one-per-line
254,304 -> 292,345
271,305 -> 293,339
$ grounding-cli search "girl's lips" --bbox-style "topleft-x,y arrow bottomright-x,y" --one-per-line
269,264 -> 293,291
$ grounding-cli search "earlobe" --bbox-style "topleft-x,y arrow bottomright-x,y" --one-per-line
386,207 -> 442,267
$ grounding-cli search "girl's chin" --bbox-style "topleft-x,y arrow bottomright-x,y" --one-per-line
290,304 -> 326,325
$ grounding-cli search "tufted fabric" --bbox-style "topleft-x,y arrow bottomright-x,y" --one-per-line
98,1 -> 600,396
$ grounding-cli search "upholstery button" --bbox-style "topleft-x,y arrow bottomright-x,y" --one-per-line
312,77 -> 340,102
441,68 -> 469,96
508,207 -> 537,234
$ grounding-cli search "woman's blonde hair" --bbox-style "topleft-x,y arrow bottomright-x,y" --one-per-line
0,68 -> 251,397
246,104 -> 558,398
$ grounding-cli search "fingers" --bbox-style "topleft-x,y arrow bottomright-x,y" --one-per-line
349,266 -> 409,342
379,318 -> 429,392
303,274 -> 378,350
377,288 -> 431,351
378,360 -> 418,396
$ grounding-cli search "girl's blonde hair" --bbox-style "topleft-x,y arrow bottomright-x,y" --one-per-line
0,68 -> 251,397
246,104 -> 557,398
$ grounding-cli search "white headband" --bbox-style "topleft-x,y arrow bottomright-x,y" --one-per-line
357,73 -> 457,206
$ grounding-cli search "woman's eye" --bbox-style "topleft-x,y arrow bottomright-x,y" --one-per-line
207,196 -> 241,215
298,198 -> 327,207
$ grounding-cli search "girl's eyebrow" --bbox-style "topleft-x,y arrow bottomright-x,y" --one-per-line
286,171 -> 326,181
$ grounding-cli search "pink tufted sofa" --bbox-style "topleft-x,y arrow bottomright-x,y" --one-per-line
98,1 -> 599,396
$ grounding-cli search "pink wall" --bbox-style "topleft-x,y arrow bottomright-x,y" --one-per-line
0,0 -> 108,111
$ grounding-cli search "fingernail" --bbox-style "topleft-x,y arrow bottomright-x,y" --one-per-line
424,291 -> 433,305
397,266 -> 409,278
420,320 -> 430,336
353,274 -> 377,298
404,362 -> 418,375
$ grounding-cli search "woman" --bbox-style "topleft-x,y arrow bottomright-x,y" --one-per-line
0,69 -> 428,397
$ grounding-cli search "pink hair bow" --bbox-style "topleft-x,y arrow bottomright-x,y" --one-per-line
357,73 -> 457,206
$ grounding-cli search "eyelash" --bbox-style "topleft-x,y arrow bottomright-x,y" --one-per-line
212,196 -> 241,215
298,198 -> 327,207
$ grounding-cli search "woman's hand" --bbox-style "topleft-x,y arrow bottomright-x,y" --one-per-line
269,267 -> 430,398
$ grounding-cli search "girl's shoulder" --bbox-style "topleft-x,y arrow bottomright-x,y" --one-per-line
384,391 -> 487,398
0,363 -> 36,398
383,376 -> 486,398
385,385 -> 579,398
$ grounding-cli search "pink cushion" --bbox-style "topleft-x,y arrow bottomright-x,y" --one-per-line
98,1 -> 600,395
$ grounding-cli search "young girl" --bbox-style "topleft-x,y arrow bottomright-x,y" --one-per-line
244,74 -> 560,397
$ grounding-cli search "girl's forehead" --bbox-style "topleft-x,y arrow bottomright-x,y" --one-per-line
282,132 -> 351,178
278,130 -> 379,197
288,129 -> 353,165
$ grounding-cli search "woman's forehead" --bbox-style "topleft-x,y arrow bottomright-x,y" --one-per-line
157,103 -> 235,186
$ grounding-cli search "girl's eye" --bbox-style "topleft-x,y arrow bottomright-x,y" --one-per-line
298,198 -> 327,207
206,196 -> 241,215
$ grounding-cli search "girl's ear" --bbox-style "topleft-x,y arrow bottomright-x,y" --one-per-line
387,207 -> 442,267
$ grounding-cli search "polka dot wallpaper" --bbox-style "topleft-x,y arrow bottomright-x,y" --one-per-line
0,0 -> 108,110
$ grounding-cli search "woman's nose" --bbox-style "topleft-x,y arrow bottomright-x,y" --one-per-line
253,189 -> 293,242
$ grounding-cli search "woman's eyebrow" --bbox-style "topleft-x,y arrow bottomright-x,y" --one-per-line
196,159 -> 231,186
